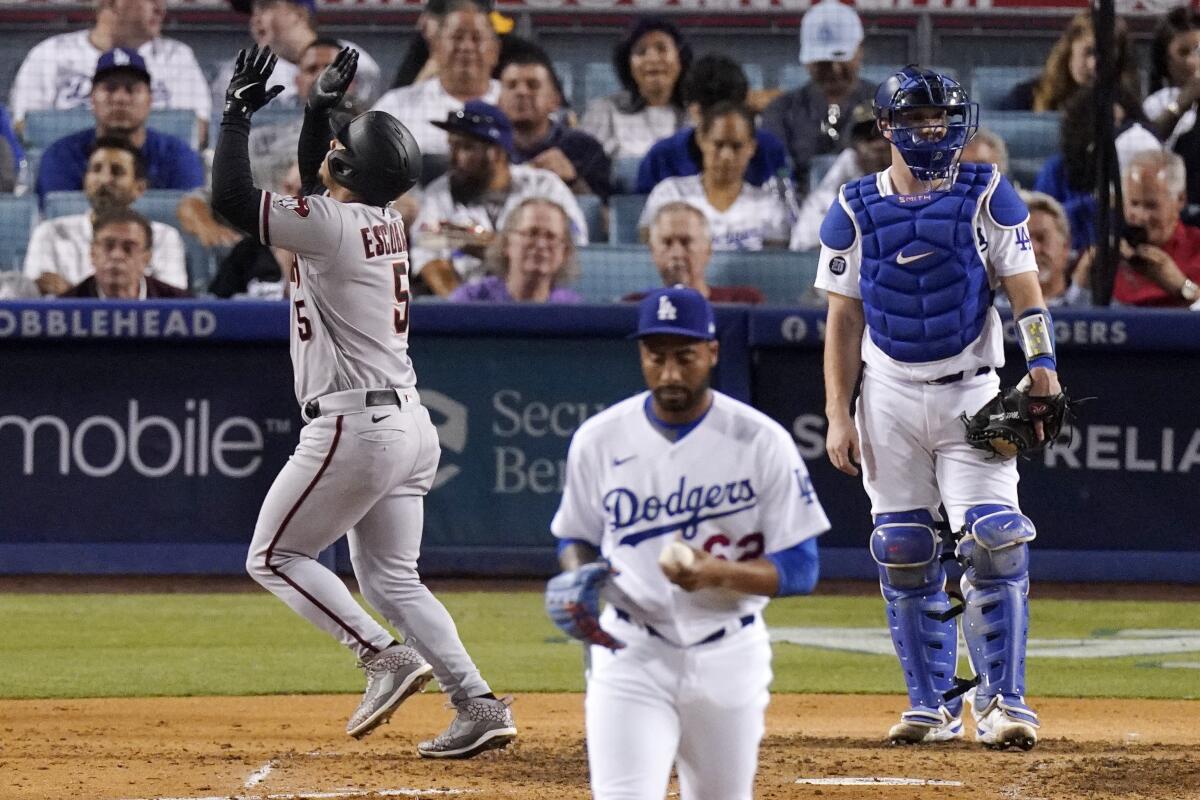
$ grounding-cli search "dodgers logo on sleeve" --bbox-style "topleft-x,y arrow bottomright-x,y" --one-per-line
275,195 -> 310,218
828,256 -> 846,276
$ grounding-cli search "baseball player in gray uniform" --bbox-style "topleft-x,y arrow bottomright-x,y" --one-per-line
212,44 -> 516,758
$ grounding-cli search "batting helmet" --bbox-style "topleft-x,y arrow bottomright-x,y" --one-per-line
327,111 -> 422,206
873,66 -> 978,183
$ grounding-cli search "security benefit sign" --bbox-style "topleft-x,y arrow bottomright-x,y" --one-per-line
0,341 -> 298,547
413,335 -> 644,548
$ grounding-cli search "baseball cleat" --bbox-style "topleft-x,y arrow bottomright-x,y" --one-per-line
347,643 -> 434,739
417,695 -> 517,759
887,705 -> 964,745
974,696 -> 1039,751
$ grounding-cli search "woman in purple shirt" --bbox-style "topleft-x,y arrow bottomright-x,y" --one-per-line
450,197 -> 583,303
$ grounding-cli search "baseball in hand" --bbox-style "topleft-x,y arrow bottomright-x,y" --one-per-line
658,541 -> 695,570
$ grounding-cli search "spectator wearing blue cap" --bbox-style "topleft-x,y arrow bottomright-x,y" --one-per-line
762,0 -> 875,190
372,0 -> 501,158
410,100 -> 588,296
581,17 -> 692,160
34,49 -> 204,208
9,0 -> 210,145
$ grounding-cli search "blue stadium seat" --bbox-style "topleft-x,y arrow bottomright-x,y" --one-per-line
970,65 -> 1041,109
577,193 -> 605,244
610,157 -> 643,195
44,190 -> 90,219
0,194 -> 37,270
808,153 -> 839,193
45,189 -> 188,229
583,62 -> 620,108
132,189 -> 188,228
574,244 -> 821,305
708,249 -> 819,305
183,231 -> 218,294
983,111 -> 1059,187
23,108 -> 200,149
743,63 -> 765,91
553,61 -> 578,111
574,244 -> 658,302
608,193 -> 647,245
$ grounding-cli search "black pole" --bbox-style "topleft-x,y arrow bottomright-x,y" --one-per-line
1092,0 -> 1119,306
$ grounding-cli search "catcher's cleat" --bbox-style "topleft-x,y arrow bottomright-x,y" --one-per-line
973,696 -> 1039,751
887,705 -> 964,745
417,695 -> 517,759
347,643 -> 434,739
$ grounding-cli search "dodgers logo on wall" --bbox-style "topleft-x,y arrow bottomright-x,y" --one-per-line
828,256 -> 846,276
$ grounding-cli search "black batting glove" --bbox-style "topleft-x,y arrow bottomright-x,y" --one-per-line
224,44 -> 285,119
308,46 -> 359,113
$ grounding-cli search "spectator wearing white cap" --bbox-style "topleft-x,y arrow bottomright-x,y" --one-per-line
763,0 -> 875,192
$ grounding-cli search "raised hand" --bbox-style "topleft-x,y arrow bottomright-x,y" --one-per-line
224,44 -> 285,119
308,47 -> 359,112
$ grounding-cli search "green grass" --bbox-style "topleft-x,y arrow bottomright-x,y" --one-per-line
0,592 -> 1197,700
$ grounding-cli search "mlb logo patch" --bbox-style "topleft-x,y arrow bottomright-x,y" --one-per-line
275,195 -> 310,218
828,256 -> 846,276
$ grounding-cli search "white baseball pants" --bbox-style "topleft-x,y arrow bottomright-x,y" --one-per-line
246,398 -> 491,703
585,610 -> 772,800
856,368 -> 1021,531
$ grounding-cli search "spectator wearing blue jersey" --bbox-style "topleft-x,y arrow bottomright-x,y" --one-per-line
637,54 -> 787,194
34,49 -> 203,207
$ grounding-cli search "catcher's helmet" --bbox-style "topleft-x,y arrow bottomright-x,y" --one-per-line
327,111 -> 421,206
873,66 -> 978,183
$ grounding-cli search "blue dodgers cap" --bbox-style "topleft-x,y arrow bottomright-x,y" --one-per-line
431,99 -> 514,155
633,287 -> 716,340
93,48 -> 151,84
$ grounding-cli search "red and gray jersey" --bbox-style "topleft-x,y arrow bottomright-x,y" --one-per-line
259,192 -> 416,407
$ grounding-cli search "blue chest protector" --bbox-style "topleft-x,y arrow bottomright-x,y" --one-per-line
843,163 -> 994,363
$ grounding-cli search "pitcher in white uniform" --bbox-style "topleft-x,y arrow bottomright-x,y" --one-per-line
212,44 -> 515,758
818,67 -> 1062,751
546,287 -> 829,800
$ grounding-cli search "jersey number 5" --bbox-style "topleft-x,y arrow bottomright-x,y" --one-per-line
392,260 -> 410,334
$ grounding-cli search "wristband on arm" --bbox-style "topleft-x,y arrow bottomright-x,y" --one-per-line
1016,307 -> 1056,372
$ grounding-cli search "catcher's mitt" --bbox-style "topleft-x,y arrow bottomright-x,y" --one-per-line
962,381 -> 1073,459
544,560 -> 625,650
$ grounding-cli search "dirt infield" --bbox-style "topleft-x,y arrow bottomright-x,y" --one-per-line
3,693 -> 1198,800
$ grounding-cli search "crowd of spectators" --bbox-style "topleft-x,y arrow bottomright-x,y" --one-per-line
0,0 -> 1198,310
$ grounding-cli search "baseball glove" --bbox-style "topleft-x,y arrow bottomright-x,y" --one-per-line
962,381 -> 1073,459
544,560 -> 625,650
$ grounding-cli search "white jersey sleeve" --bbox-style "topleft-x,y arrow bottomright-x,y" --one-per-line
22,220 -> 57,280
550,430 -> 605,546
813,190 -> 863,299
755,426 -> 830,552
259,192 -> 345,264
149,222 -> 189,289
980,172 -> 1037,280
9,37 -> 73,121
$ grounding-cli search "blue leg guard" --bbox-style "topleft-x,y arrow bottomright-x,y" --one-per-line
871,510 -> 962,727
958,504 -> 1038,728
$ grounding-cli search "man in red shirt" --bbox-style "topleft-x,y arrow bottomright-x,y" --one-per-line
1112,150 -> 1200,308
624,201 -> 765,304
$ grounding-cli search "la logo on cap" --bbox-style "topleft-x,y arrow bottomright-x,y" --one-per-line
657,296 -> 677,321
114,49 -> 130,65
